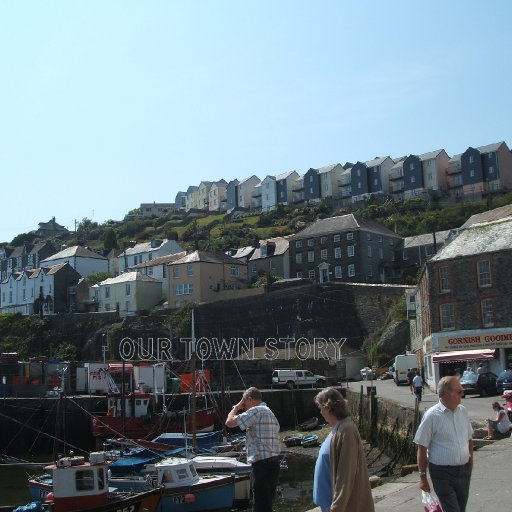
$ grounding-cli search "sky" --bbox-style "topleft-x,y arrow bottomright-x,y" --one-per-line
1,1 -> 511,244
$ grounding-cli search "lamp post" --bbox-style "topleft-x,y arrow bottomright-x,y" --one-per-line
101,333 -> 108,363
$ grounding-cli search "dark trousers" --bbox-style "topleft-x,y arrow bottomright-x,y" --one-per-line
252,456 -> 280,512
429,462 -> 472,512
415,386 -> 422,401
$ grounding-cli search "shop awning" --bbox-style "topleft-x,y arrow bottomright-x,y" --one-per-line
108,363 -> 134,373
432,349 -> 496,364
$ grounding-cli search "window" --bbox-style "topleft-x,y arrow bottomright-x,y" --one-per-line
366,233 -> 372,241
334,234 -> 341,242
162,264 -> 167,278
377,235 -> 382,243
489,166 -> 494,174
347,246 -> 354,257
411,176 -> 415,183
320,249 -> 328,260
481,299 -> 494,327
125,301 -> 130,312
439,266 -> 449,292
148,253 -> 152,261
347,232 -> 354,241
296,271 -> 303,278
295,240 -> 303,248
470,169 -> 475,177
307,251 -> 315,263
348,264 -> 355,277
174,283 -> 193,295
105,303 -> 111,311
22,289 -> 26,301
308,270 -> 315,280
409,163 -> 414,171
105,287 -> 110,299
230,266 -> 240,276
187,264 -> 193,277
173,266 -> 180,278
477,260 -> 491,287
296,253 -> 303,264
320,237 -> 327,245
75,470 -> 95,491
307,239 -> 314,247
440,303 -> 455,330
335,266 -> 342,278
368,266 -> 373,277
367,246 -> 372,258
379,247 -> 384,259
334,247 -> 342,259
252,264 -> 257,274
125,283 -> 131,296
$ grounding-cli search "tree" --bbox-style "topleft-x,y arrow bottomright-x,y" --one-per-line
77,218 -> 98,236
86,272 -> 111,285
103,228 -> 119,252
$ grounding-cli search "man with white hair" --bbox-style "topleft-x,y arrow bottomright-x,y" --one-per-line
414,376 -> 473,512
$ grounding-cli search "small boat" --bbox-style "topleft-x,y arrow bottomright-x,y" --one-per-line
298,417 -> 319,431
282,435 -> 303,447
26,451 -> 162,512
301,434 -> 320,447
154,457 -> 236,511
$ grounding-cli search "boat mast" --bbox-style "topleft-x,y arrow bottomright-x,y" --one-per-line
191,308 -> 197,451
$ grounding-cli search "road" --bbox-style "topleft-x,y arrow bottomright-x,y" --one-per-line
344,377 -> 502,426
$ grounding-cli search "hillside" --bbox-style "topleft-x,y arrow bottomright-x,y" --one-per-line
8,192 -> 512,257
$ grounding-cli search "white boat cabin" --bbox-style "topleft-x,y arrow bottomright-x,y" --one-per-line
154,458 -> 200,487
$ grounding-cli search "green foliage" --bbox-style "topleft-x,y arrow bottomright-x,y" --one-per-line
53,342 -> 78,361
86,272 -> 112,285
252,272 -> 283,288
76,218 -> 98,235
103,228 -> 119,252
10,232 -> 38,246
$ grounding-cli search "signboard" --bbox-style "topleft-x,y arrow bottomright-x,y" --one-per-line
431,328 -> 512,352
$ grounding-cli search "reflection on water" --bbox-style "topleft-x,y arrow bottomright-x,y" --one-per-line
0,452 -> 316,511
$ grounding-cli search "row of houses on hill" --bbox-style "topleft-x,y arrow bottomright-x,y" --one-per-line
138,140 -> 512,216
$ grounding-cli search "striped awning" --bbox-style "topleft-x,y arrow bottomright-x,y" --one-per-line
432,349 -> 496,364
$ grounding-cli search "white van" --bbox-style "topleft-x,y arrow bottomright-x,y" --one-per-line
392,354 -> 418,386
271,369 -> 326,389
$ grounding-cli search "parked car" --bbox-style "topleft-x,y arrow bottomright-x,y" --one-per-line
459,371 -> 498,397
271,369 -> 326,389
360,367 -> 375,380
496,369 -> 512,394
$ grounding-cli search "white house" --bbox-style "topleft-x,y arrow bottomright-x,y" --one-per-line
261,175 -> 277,212
98,272 -> 163,317
319,163 -> 344,199
40,246 -> 108,278
238,175 -> 260,209
118,239 -> 184,274
197,181 -> 213,210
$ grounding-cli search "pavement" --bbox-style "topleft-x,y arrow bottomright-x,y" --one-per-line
307,431 -> 512,512
307,380 -> 512,511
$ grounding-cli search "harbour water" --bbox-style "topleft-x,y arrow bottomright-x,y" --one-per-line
0,452 -> 316,511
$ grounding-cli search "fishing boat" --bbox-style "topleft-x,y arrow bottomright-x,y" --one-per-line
153,457 -> 235,511
91,390 -> 217,440
25,451 -> 162,512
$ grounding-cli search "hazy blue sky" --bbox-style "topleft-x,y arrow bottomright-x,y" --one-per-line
1,1 -> 511,243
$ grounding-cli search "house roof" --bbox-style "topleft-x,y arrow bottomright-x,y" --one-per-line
318,163 -> 340,174
366,156 -> 390,168
120,239 -> 180,257
403,230 -> 452,249
28,241 -> 52,255
38,217 -> 68,232
101,271 -> 160,285
476,141 -> 506,154
418,149 -> 444,161
230,246 -> 255,260
130,251 -> 187,269
460,204 -> 512,229
275,170 -> 297,181
249,236 -> 291,260
41,245 -> 107,262
430,218 -> 512,261
171,250 -> 246,266
292,214 -> 401,239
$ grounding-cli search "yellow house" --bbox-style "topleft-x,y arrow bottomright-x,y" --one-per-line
168,251 -> 248,308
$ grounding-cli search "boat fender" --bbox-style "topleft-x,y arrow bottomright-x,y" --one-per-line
184,494 -> 196,504
45,493 -> 54,503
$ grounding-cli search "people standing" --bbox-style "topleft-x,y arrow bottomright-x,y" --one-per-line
485,401 -> 511,439
226,387 -> 281,512
407,368 -> 415,394
412,370 -> 423,402
313,387 -> 375,512
414,376 -> 473,512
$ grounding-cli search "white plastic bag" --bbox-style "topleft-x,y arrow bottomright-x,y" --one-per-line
421,490 -> 442,512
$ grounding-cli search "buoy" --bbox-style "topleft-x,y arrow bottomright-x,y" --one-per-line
45,492 -> 54,502
184,494 -> 196,504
